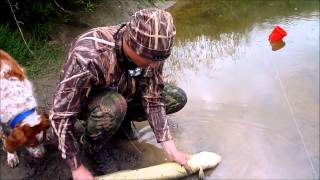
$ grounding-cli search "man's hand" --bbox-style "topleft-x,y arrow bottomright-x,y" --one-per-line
71,164 -> 94,180
160,140 -> 191,170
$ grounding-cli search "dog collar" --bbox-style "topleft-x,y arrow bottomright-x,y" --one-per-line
10,108 -> 36,129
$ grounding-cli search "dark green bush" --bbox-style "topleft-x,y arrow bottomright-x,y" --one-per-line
0,24 -> 64,77
0,24 -> 32,65
0,0 -> 96,40
0,0 -> 95,76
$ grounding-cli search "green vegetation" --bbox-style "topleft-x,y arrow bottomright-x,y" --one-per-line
0,24 -> 31,64
0,24 -> 64,78
0,0 -> 97,37
0,0 -> 97,78
83,0 -> 96,13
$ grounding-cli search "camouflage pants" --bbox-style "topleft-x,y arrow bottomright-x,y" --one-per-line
84,83 -> 187,141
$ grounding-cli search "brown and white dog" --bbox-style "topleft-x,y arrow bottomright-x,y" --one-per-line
0,50 -> 50,168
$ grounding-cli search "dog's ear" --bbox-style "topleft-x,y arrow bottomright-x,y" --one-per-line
4,128 -> 27,153
0,50 -> 25,80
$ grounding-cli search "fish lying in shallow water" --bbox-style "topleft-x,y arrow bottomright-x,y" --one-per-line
95,151 -> 221,180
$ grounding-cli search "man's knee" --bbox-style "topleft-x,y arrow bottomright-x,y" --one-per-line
86,91 -> 127,136
163,84 -> 187,114
99,91 -> 127,117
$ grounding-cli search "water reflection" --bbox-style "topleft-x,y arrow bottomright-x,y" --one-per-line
164,0 -> 319,84
159,0 -> 319,179
164,34 -> 246,83
123,0 -> 319,178
168,0 -> 319,41
269,40 -> 286,51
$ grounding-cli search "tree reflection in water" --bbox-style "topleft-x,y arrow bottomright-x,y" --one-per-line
164,34 -> 246,84
164,0 -> 319,84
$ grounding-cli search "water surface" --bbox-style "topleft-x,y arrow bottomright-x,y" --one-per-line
137,0 -> 319,179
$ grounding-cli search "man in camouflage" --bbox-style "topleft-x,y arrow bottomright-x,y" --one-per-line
50,8 -> 189,180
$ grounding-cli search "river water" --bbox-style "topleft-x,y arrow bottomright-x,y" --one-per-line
134,0 -> 320,179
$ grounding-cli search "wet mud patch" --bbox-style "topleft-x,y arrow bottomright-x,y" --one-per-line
0,142 -> 70,180
0,138 -> 143,179
87,145 -> 141,176
21,143 -> 71,180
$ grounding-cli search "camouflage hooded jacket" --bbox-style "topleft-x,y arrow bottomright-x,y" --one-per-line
49,24 -> 172,170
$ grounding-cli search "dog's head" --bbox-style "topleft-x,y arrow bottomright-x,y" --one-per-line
3,113 -> 50,158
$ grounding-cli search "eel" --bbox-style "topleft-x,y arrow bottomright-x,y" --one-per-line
95,151 -> 221,180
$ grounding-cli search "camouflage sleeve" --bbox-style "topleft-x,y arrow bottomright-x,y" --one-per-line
49,53 -> 98,170
140,63 -> 172,143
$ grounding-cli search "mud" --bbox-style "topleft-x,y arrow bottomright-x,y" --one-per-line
0,137 -> 144,179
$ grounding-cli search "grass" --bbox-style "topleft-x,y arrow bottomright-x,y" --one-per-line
25,43 -> 65,78
0,24 -> 32,64
0,24 -> 65,79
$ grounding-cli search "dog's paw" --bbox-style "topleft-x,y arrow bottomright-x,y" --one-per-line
7,152 -> 19,168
